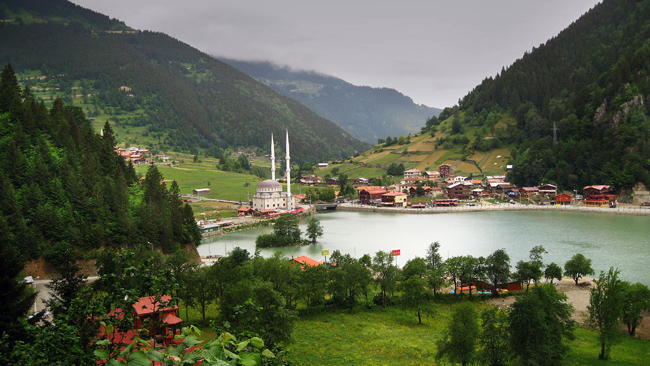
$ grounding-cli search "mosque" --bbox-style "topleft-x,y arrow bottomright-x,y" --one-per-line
252,131 -> 297,211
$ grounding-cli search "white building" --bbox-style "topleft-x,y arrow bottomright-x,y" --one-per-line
252,132 -> 296,211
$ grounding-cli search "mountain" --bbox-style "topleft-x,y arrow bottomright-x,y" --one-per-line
427,0 -> 650,192
0,0 -> 369,163
220,59 -> 441,144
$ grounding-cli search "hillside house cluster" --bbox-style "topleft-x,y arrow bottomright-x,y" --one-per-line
114,147 -> 152,165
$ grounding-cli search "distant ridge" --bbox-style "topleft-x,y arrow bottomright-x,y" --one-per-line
220,58 -> 441,144
0,0 -> 370,163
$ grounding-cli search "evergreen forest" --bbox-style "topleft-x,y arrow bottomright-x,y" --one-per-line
0,63 -> 201,261
426,0 -> 650,191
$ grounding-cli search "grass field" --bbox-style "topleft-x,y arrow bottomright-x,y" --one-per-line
175,284 -> 650,366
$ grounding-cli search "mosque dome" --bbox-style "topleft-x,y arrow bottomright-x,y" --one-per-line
257,179 -> 282,192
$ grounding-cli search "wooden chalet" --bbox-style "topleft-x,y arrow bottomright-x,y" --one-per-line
104,295 -> 182,348
447,182 -> 471,200
358,187 -> 387,204
583,185 -> 617,206
423,171 -> 441,180
554,191 -> 575,205
538,184 -> 558,196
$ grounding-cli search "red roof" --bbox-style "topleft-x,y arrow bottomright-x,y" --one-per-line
584,185 -> 611,191
163,313 -> 183,325
133,295 -> 177,316
362,188 -> 387,195
290,256 -> 323,267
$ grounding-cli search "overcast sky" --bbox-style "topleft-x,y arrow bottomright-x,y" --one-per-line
71,0 -> 601,109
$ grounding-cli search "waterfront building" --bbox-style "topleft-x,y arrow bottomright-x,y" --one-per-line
252,132 -> 296,211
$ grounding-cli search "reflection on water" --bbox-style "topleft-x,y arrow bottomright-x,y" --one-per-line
199,210 -> 650,285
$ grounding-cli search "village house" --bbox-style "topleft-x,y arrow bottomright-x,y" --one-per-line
438,163 -> 452,178
400,176 -> 426,185
326,177 -> 339,186
353,177 -> 371,187
429,186 -> 445,197
290,255 -> 323,269
423,171 -> 441,180
299,174 -> 321,186
554,191 -> 575,205
381,192 -> 408,207
519,187 -> 539,199
447,182 -> 471,200
103,295 -> 182,348
317,163 -> 329,169
403,168 -> 422,178
358,187 -> 387,204
538,184 -> 558,196
583,185 -> 617,206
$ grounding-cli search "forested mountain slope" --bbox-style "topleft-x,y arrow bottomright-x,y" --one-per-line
0,63 -> 200,261
0,0 -> 369,163
431,0 -> 650,191
220,59 -> 441,144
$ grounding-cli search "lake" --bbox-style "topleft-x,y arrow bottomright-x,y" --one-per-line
198,210 -> 650,285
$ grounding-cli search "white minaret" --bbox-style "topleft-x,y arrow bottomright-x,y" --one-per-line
270,133 -> 276,181
285,129 -> 292,211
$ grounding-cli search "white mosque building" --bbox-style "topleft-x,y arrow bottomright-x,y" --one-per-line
252,131 -> 296,211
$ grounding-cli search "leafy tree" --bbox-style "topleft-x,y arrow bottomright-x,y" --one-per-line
484,248 -> 510,297
400,257 -> 430,324
587,267 -> 625,360
372,251 -> 398,307
436,302 -> 479,366
509,284 -> 575,366
479,306 -> 510,366
544,262 -> 563,284
514,260 -> 538,292
564,253 -> 595,286
305,217 -> 324,244
529,245 -> 547,284
620,281 -> 650,337
299,264 -> 328,315
425,241 -> 445,295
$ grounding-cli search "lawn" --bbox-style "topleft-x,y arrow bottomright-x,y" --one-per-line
285,304 -> 650,366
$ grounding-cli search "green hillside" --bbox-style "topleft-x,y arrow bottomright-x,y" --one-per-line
449,0 -> 650,192
220,59 -> 441,144
0,0 -> 369,163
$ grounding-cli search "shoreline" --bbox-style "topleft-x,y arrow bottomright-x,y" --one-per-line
337,202 -> 650,216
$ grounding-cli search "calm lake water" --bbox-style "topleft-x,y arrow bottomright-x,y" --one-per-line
198,210 -> 650,285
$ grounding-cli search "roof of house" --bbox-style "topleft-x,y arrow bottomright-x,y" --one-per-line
584,185 -> 611,191
404,169 -> 421,173
383,192 -> 407,196
360,188 -> 387,195
133,295 -> 177,316
290,255 -> 323,267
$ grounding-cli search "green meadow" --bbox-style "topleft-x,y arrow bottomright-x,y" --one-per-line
179,300 -> 650,366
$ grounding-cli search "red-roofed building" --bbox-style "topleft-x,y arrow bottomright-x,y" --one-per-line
359,188 -> 387,204
555,192 -> 574,205
583,185 -> 612,200
290,255 -> 323,269
103,295 -> 182,348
